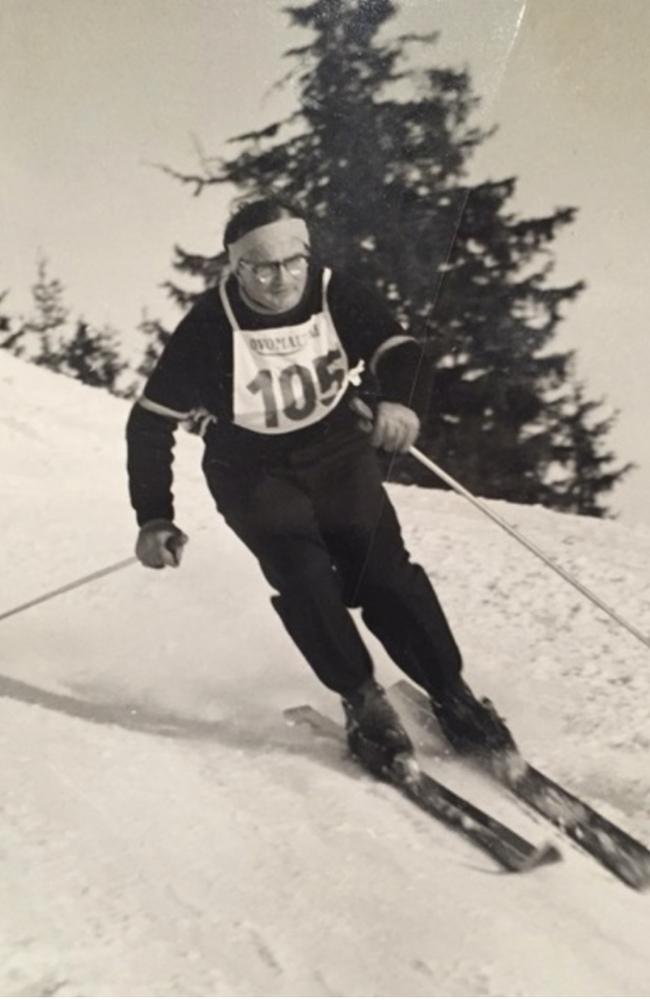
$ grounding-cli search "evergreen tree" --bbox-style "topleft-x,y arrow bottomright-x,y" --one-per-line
135,310 -> 171,380
543,382 -> 634,517
0,290 -> 13,346
162,0 -> 630,516
1,255 -> 69,364
1,256 -> 129,396
45,319 -> 129,395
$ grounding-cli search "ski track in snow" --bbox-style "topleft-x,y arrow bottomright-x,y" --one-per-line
1,352 -> 650,996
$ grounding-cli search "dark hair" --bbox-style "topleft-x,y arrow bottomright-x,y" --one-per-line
223,197 -> 307,248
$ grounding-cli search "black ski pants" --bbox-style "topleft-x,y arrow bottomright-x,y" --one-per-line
203,431 -> 462,698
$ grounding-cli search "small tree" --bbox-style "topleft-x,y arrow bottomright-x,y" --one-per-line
135,310 -> 171,380
1,255 -> 69,364
1,256 -> 130,396
543,383 -> 635,517
44,319 -> 130,395
0,290 -> 14,345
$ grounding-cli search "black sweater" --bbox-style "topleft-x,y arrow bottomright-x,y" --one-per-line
127,268 -> 429,525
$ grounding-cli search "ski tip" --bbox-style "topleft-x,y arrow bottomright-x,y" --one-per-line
283,704 -> 343,741
283,704 -> 313,725
391,679 -> 421,703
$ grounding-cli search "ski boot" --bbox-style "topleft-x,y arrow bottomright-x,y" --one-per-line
431,680 -> 523,779
342,678 -> 417,782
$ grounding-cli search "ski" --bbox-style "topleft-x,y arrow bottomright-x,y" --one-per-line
284,704 -> 561,875
392,679 -> 650,892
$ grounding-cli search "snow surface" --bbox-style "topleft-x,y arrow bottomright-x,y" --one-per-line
1,351 -> 650,997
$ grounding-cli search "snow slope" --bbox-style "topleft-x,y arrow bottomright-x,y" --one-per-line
1,351 -> 650,997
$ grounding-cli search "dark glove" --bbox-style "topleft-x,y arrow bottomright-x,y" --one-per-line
351,398 -> 420,453
135,519 -> 188,569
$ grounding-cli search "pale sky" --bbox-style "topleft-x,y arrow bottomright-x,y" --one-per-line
1,0 -> 649,523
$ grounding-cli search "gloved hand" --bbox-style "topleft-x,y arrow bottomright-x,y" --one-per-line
352,399 -> 420,453
135,519 -> 188,569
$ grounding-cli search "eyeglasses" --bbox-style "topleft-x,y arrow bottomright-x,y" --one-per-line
238,253 -> 310,285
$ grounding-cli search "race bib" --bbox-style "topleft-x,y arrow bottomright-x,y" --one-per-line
225,274 -> 350,435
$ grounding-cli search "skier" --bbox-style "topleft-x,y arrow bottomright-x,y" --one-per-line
126,197 -> 514,772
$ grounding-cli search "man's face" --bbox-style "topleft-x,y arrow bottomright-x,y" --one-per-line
231,219 -> 311,314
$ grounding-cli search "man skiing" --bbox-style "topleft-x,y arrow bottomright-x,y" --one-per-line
126,197 -> 513,773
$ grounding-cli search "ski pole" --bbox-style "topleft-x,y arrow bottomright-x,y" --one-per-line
408,445 -> 650,652
0,556 -> 138,624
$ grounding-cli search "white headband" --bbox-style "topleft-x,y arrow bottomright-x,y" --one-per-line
227,217 -> 310,269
